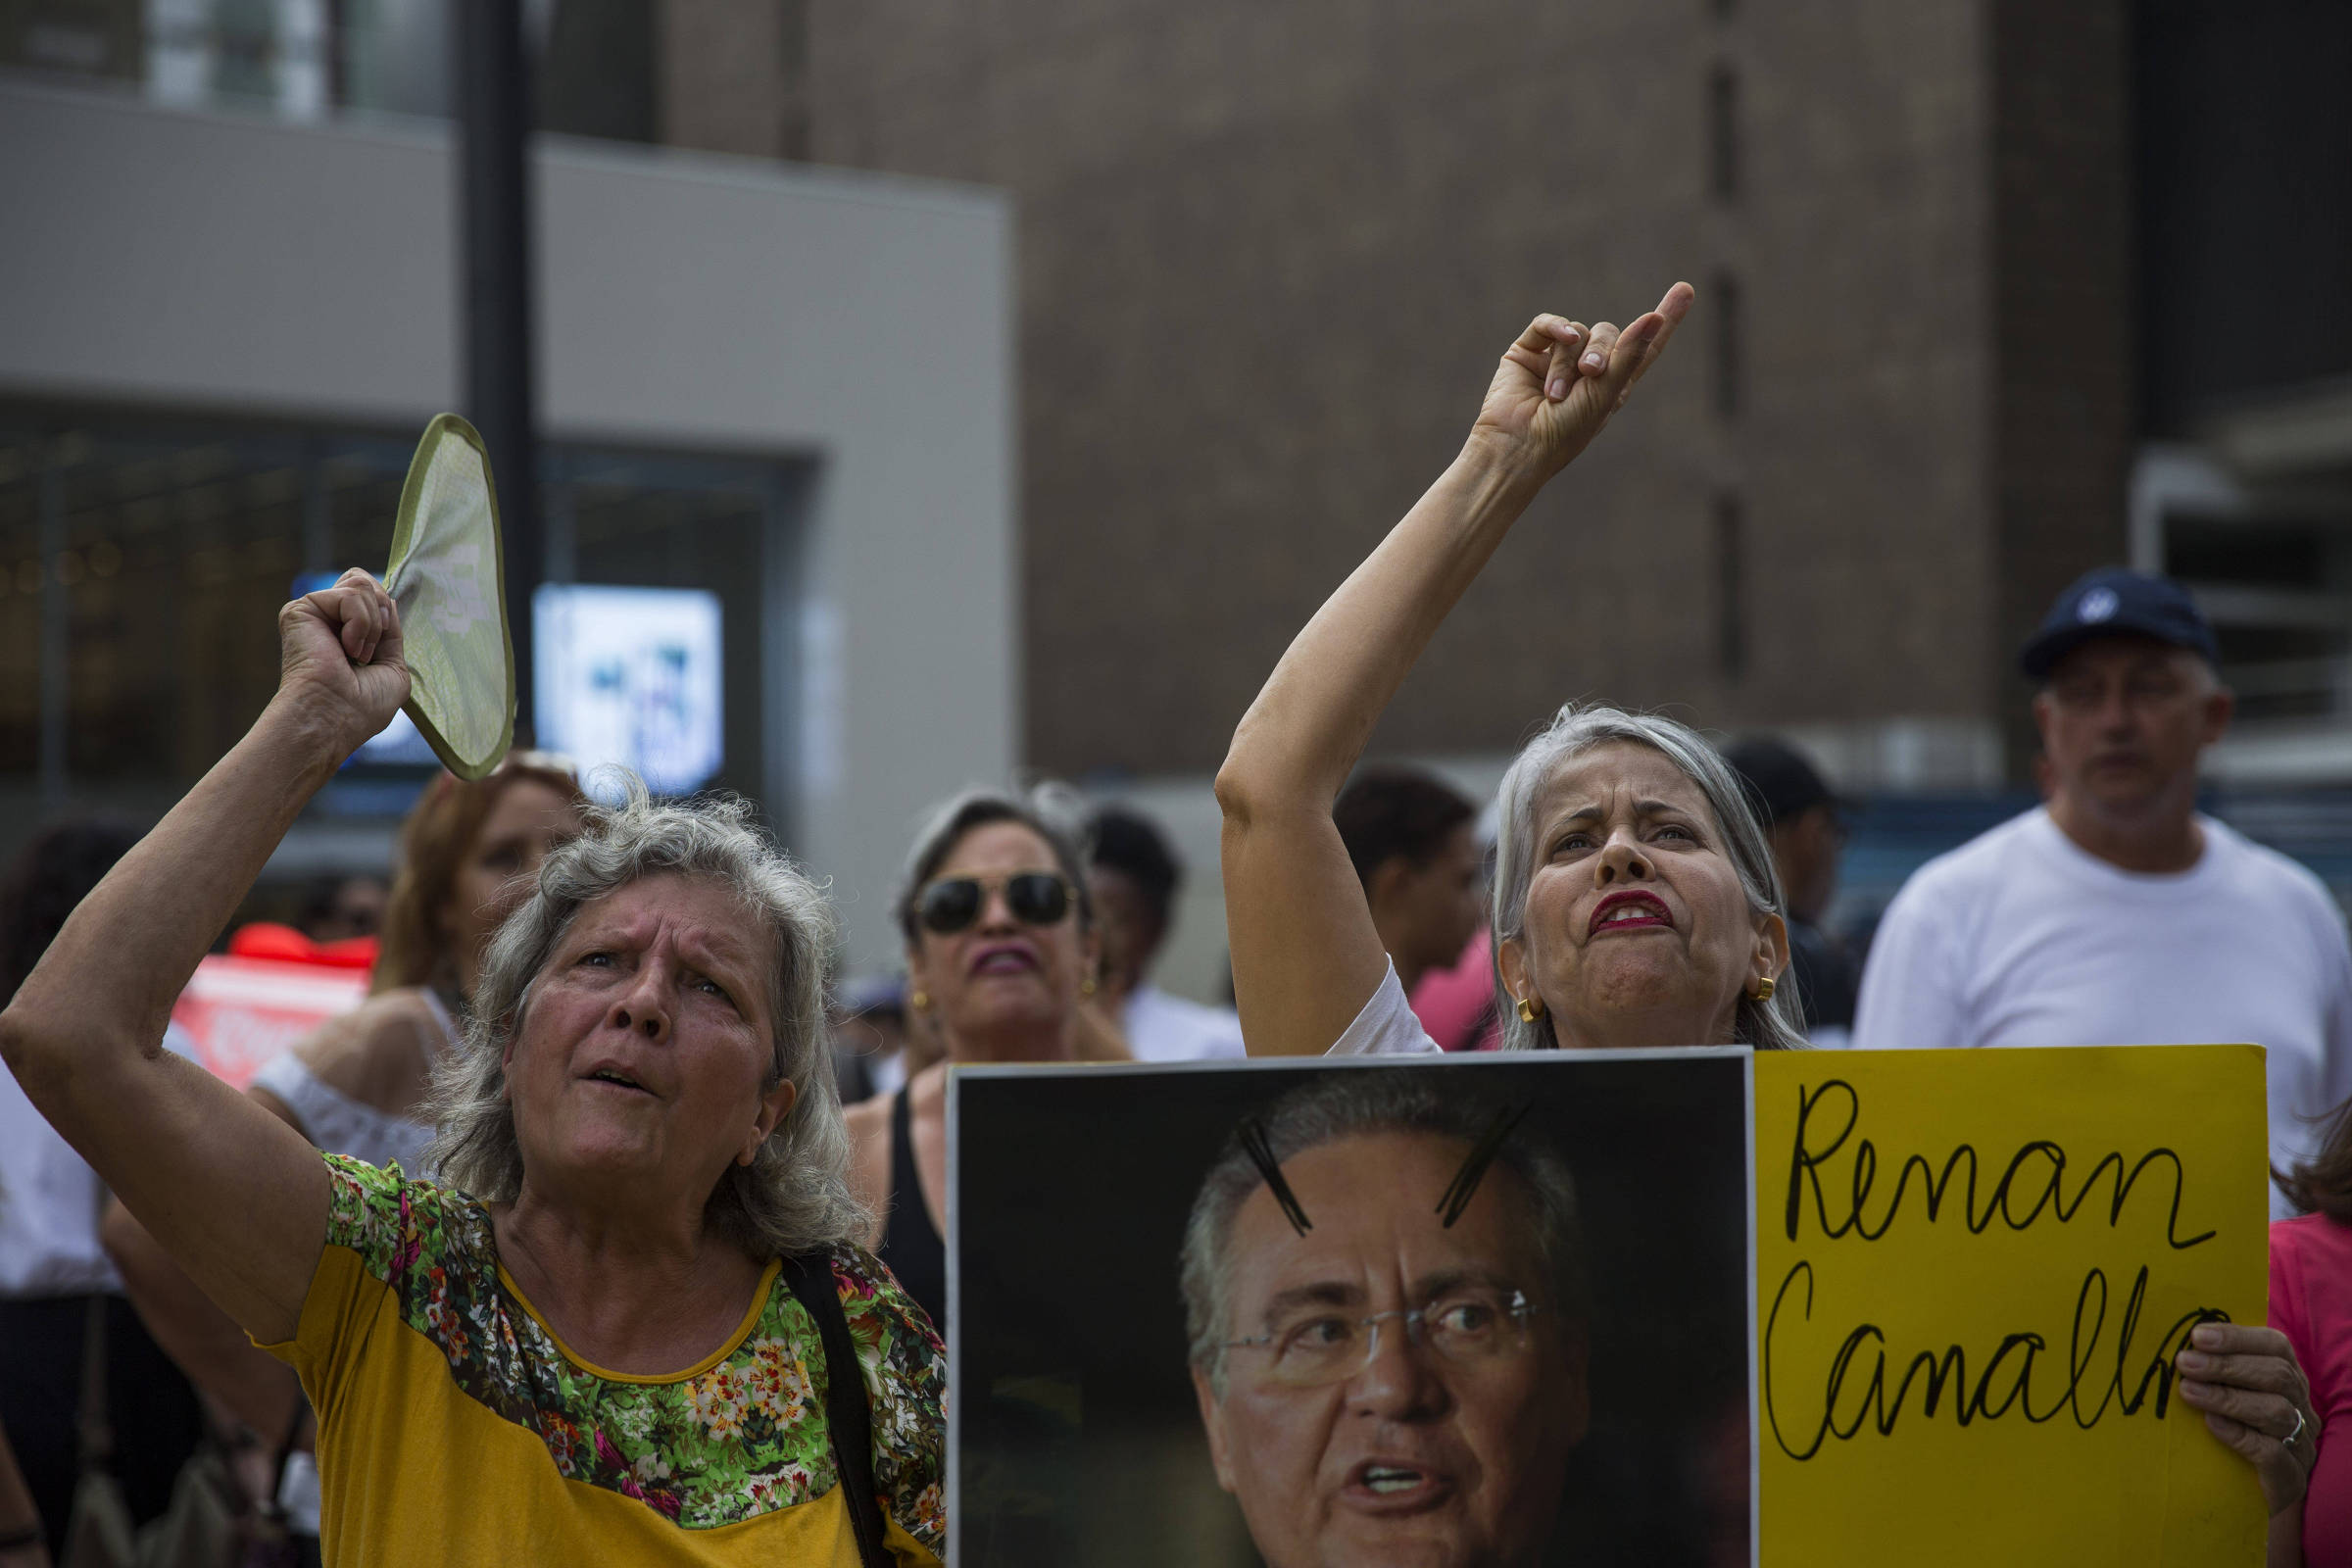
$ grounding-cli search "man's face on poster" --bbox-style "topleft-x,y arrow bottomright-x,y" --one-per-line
1192,1131 -> 1589,1568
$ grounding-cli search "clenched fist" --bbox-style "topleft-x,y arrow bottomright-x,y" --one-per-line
273,566 -> 412,760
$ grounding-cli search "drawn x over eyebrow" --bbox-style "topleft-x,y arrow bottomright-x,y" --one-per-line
1240,1119 -> 1314,1237
1436,1103 -> 1533,1228
1241,1100 -> 1536,1238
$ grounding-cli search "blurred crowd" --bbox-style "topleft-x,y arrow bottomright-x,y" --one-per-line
4,560 -> 2346,1563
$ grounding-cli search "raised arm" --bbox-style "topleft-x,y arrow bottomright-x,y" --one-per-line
105,1191 -> 307,1439
1216,285 -> 1693,1055
0,570 -> 410,1345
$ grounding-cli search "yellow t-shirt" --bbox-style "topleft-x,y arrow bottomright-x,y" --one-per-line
262,1153 -> 946,1566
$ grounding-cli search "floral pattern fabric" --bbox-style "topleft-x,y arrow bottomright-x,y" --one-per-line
317,1153 -> 946,1548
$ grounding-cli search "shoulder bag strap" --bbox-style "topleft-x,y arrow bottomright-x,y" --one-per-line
80,1171 -> 118,1474
781,1252 -> 893,1568
76,1294 -> 115,1470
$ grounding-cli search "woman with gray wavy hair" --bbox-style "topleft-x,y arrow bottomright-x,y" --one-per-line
1217,283 -> 1805,1058
0,571 -> 943,1567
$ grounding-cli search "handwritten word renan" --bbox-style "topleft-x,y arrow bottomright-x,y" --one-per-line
1783,1078 -> 2215,1250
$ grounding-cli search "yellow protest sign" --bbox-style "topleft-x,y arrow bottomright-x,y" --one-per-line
1756,1046 -> 2268,1565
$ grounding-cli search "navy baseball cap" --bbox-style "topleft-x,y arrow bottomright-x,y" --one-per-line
2019,567 -> 2218,680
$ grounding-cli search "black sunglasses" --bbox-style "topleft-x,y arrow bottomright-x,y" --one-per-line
916,871 -> 1075,935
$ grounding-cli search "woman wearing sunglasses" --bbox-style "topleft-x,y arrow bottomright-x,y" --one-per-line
842,788 -> 1127,1334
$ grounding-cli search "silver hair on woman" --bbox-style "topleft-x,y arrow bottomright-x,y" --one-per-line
427,779 -> 866,1256
1178,1068 -> 1586,1396
1491,704 -> 1808,1054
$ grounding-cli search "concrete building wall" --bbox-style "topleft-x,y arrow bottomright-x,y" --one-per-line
0,81 -> 1016,970
1736,0 -> 1997,746
658,0 -> 809,160
1987,0 -> 2136,766
791,0 -> 2013,784
732,0 -> 2054,996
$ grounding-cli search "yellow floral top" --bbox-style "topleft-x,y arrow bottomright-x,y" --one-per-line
261,1153 -> 946,1566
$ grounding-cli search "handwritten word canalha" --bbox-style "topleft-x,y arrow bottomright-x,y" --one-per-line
1764,1259 -> 2228,1459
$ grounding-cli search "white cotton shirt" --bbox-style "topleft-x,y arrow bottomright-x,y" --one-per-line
1121,983 -> 1250,1062
0,1021 -> 198,1298
1329,961 -> 1444,1056
247,987 -> 453,1176
249,1056 -> 437,1176
1851,808 -> 2352,1217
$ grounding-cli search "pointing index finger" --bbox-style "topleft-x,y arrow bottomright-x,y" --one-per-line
1625,284 -> 1695,361
1601,282 -> 1697,399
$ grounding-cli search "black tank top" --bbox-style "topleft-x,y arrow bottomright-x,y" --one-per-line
878,1088 -> 949,1337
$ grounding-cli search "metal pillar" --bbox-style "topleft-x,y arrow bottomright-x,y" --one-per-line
455,0 -> 542,741
762,464 -> 818,848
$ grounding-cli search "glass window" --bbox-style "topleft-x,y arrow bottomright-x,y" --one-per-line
0,407 -> 799,820
3,1 -> 653,141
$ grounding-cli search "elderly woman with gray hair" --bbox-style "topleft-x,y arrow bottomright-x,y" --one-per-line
1216,283 -> 1805,1059
0,571 -> 943,1567
1213,290 -> 2316,1564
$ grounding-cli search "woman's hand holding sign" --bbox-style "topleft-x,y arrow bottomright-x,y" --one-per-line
2177,1322 -> 2320,1523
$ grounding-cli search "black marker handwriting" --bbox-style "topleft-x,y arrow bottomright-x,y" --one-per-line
1239,1119 -> 1313,1237
1783,1079 -> 2215,1250
1437,1102 -> 1533,1229
1763,1258 -> 2230,1460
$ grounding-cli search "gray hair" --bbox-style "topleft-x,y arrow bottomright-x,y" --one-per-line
426,779 -> 864,1256
1491,704 -> 1807,1053
893,782 -> 1096,944
1179,1068 -> 1587,1396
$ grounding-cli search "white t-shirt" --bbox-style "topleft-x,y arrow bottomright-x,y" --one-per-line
0,1021 -> 198,1297
1122,983 -> 1250,1062
1852,808 -> 2352,1216
248,988 -> 454,1176
1329,961 -> 1443,1056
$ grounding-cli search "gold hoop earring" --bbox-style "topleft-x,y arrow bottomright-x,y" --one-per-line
1080,976 -> 1097,998
910,989 -> 931,1012
1516,995 -> 1545,1023
1750,976 -> 1776,1004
